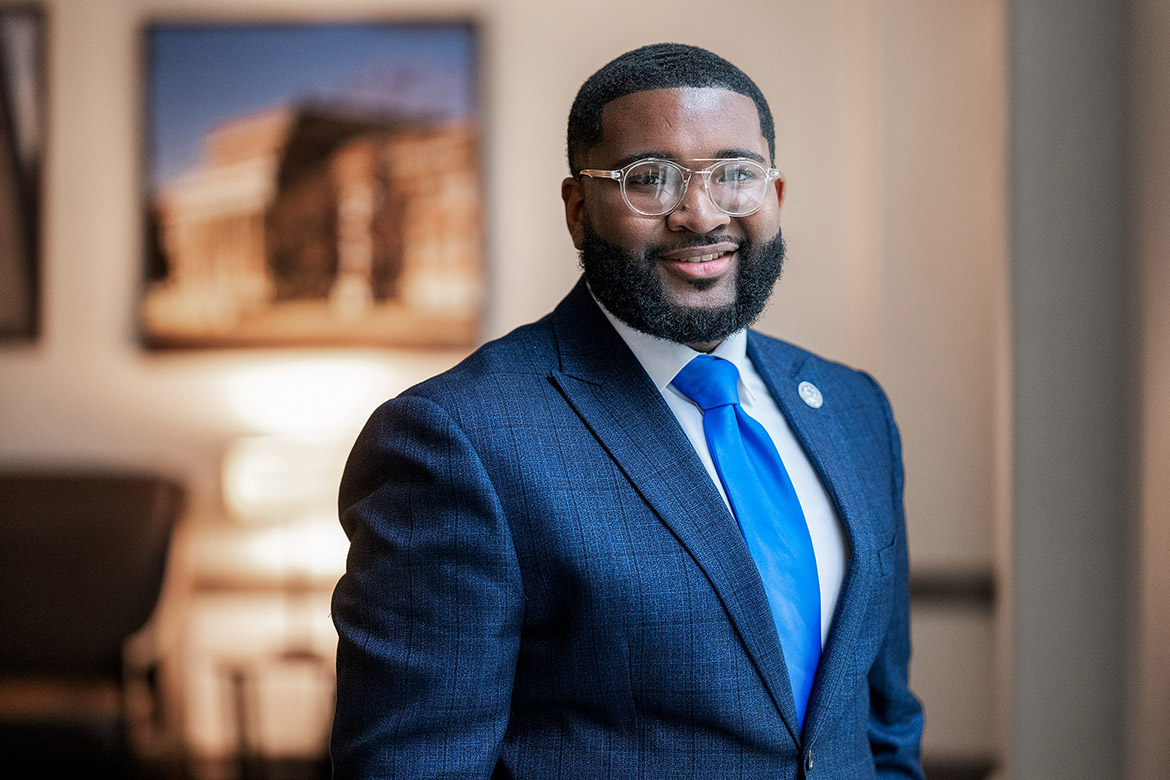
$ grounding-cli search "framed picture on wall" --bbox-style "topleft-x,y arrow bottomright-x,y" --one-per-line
140,20 -> 483,349
0,7 -> 43,342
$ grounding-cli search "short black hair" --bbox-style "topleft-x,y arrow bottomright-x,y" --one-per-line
567,43 -> 775,174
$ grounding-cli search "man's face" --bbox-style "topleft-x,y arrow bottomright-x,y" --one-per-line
562,87 -> 786,350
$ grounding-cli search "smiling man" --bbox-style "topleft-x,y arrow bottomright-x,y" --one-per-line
331,44 -> 924,779
566,86 -> 786,352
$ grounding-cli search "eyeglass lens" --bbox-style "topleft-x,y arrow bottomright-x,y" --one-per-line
622,160 -> 769,216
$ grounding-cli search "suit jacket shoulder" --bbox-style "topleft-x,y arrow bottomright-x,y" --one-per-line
391,279 -> 659,430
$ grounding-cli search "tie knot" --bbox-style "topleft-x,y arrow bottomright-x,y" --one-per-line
671,355 -> 741,411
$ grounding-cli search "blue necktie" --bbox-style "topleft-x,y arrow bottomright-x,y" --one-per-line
672,354 -> 821,727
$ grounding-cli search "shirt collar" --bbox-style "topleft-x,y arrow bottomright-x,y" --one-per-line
592,291 -> 756,403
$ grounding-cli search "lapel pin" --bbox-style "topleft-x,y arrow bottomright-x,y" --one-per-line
798,381 -> 823,409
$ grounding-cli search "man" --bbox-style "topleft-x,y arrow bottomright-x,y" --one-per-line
331,43 -> 924,779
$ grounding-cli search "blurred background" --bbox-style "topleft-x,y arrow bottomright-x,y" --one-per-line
0,1 -> 1166,779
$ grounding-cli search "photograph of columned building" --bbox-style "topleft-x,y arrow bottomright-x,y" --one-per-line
144,106 -> 482,347
140,23 -> 482,349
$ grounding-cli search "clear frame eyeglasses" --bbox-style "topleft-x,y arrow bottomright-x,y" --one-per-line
578,157 -> 781,217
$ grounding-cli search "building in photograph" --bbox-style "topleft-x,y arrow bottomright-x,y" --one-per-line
144,104 -> 483,347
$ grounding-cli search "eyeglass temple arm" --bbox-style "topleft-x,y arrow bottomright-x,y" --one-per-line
578,169 -> 622,180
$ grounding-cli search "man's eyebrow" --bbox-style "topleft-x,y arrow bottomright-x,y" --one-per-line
604,151 -> 676,170
714,149 -> 769,164
601,149 -> 771,170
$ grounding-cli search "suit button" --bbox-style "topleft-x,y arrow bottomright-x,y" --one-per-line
804,749 -> 815,772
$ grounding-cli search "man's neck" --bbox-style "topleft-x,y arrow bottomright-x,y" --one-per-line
686,338 -> 723,353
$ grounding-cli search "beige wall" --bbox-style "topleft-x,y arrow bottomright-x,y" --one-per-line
867,1 -> 1007,761
0,0 -> 1009,767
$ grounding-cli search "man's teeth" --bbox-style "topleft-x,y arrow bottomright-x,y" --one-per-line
683,251 -> 725,263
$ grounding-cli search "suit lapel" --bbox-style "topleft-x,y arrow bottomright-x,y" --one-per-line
547,282 -> 803,745
747,333 -> 884,744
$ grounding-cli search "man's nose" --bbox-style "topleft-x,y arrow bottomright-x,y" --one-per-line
665,177 -> 731,233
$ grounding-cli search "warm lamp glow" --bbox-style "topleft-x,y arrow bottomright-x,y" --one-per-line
233,519 -> 349,579
222,435 -> 351,523
223,358 -> 399,436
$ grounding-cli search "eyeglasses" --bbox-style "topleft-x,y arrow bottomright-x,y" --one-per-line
578,157 -> 781,217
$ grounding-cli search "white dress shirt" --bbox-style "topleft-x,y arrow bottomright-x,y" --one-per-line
597,304 -> 847,647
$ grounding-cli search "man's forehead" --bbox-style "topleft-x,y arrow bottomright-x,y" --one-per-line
595,87 -> 768,157
599,86 -> 754,118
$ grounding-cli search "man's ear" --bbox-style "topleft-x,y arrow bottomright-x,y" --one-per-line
773,174 -> 786,211
562,176 -> 586,250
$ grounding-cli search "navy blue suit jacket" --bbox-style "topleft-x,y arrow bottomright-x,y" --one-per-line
331,279 -> 924,779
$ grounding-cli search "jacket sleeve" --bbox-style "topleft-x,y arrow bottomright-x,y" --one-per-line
861,373 -> 926,780
330,394 -> 524,779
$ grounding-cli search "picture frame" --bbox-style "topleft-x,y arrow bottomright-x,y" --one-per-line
0,6 -> 43,342
140,20 -> 483,349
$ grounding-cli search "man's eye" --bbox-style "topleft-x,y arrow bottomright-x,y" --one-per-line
627,170 -> 666,187
719,165 -> 759,183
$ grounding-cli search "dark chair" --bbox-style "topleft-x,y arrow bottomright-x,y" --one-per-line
0,470 -> 186,779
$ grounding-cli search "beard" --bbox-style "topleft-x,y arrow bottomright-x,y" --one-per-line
579,221 -> 786,346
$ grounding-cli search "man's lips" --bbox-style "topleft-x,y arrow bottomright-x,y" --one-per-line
658,243 -> 739,279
